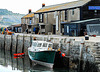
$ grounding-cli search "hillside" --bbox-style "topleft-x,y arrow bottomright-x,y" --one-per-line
0,9 -> 25,27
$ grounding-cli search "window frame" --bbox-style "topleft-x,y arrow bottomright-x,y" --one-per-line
72,9 -> 74,15
43,43 -> 48,47
37,43 -> 42,47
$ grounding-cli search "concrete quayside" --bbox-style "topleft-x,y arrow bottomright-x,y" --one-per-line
0,34 -> 100,71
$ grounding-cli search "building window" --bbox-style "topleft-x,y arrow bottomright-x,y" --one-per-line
39,14 -> 44,23
72,9 -> 74,15
30,18 -> 32,24
94,10 -> 97,15
41,25 -> 45,29
65,10 -> 67,20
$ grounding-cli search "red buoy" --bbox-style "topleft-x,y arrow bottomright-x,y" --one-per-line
62,53 -> 65,57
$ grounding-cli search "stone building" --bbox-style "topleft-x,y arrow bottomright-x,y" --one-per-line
61,0 -> 100,36
21,9 -> 35,33
14,24 -> 22,33
7,24 -> 22,33
21,0 -> 100,35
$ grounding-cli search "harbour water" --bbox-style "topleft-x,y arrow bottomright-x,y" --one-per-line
0,49 -> 99,72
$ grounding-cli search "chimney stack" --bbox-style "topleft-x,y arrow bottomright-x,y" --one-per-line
29,9 -> 31,13
42,3 -> 45,7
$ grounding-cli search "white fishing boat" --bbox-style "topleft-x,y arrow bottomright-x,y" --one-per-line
28,40 -> 57,68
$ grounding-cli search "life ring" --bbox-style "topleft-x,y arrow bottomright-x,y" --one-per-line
48,47 -> 52,51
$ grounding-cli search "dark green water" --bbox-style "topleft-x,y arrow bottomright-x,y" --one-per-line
0,49 -> 99,72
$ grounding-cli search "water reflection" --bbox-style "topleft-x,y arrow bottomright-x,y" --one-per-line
0,49 -> 99,72
0,49 -> 30,72
0,49 -> 54,72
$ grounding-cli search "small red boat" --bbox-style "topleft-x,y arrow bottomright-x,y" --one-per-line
14,53 -> 25,57
14,56 -> 24,59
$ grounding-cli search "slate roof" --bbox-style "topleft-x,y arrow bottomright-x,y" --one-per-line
14,24 -> 21,27
36,0 -> 91,13
22,12 -> 34,18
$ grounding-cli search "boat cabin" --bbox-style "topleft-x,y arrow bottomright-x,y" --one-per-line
31,41 -> 53,51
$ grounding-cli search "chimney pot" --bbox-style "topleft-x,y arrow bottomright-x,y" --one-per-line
42,3 -> 45,7
29,9 -> 31,13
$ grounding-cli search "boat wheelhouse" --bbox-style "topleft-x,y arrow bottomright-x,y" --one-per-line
28,41 -> 54,52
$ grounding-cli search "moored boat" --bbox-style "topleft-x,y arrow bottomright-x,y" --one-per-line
28,41 -> 56,68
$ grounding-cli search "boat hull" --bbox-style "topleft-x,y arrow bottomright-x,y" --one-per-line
28,50 -> 56,68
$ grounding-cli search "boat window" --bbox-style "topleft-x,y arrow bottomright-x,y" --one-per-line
37,43 -> 42,47
43,43 -> 47,47
32,42 -> 37,47
48,44 -> 52,48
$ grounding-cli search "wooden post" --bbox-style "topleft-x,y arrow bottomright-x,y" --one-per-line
4,34 -> 6,50
16,35 -> 18,53
80,39 -> 84,60
22,35 -> 24,53
0,35 -> 1,48
79,39 -> 84,71
46,37 -> 48,41
47,35 -> 51,42
59,38 -> 61,49
66,38 -> 70,56
42,37 -> 44,41
64,38 -> 71,69
30,35 -> 32,47
10,35 -> 13,52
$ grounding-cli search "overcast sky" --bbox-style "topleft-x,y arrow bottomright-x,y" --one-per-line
0,0 -> 78,14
